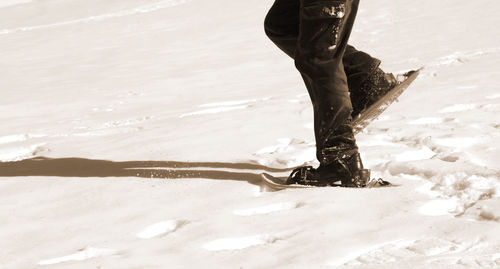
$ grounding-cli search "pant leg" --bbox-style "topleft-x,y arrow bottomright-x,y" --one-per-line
264,0 -> 326,126
264,0 -> 300,58
264,0 -> 380,122
264,0 -> 379,76
264,0 -> 376,166
344,45 -> 381,93
293,0 -> 363,165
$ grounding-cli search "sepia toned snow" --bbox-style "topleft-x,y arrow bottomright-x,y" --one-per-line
0,0 -> 499,268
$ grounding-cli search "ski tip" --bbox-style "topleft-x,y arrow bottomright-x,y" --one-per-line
261,173 -> 315,190
401,66 -> 423,78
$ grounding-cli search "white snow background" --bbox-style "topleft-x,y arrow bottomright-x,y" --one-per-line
1,0 -> 499,268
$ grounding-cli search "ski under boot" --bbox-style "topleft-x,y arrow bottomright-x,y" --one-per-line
286,153 -> 371,187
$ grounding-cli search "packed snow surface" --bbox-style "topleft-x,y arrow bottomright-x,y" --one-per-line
1,0 -> 499,268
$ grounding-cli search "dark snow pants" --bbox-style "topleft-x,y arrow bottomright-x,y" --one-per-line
264,0 -> 380,166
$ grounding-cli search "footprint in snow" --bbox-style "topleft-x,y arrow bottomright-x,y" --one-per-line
329,237 -> 491,267
430,48 -> 500,67
432,137 -> 480,148
179,98 -> 270,118
203,229 -> 299,251
419,199 -> 459,216
486,93 -> 500,100
407,117 -> 457,125
431,254 -> 500,268
203,234 -> 281,251
439,104 -> 477,113
407,117 -> 445,125
38,247 -> 121,265
252,137 -> 316,168
233,202 -> 304,216
136,219 -> 189,239
393,146 -> 436,162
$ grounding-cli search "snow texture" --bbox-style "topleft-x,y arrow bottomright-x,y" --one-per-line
0,0 -> 499,268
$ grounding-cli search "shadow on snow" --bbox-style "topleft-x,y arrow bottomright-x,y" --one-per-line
0,157 -> 291,186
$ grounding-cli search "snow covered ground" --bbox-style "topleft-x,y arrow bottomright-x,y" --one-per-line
1,0 -> 499,268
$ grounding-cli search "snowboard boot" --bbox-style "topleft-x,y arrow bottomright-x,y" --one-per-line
286,153 -> 370,187
351,67 -> 398,118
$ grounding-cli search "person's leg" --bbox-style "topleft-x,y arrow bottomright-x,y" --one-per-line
343,45 -> 381,94
264,0 -> 323,120
264,0 -> 300,58
265,0 -> 367,186
292,0 -> 368,186
264,1 -> 387,119
265,4 -> 379,81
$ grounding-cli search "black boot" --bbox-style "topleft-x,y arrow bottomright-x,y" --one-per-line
351,68 -> 398,118
286,153 -> 370,187
286,166 -> 330,186
336,152 -> 370,187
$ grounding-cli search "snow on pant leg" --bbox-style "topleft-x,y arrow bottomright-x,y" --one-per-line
294,0 -> 360,166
